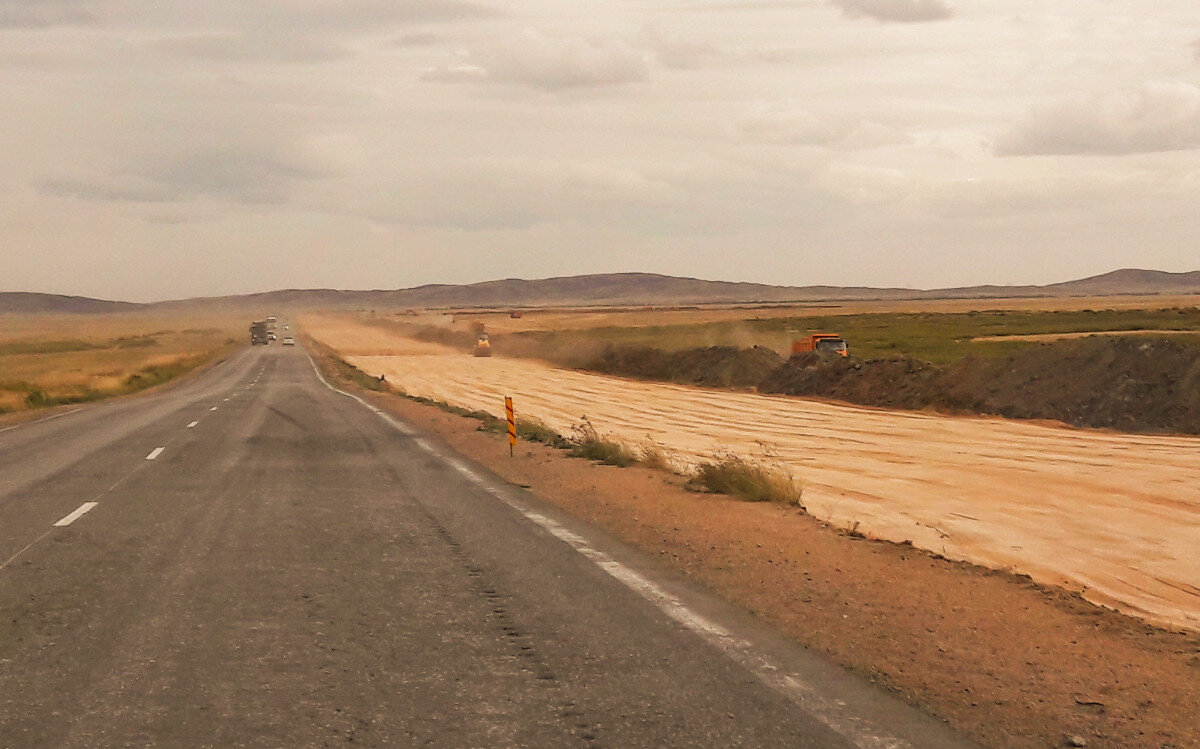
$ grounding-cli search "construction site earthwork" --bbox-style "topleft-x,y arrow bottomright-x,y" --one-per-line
302,294 -> 1200,748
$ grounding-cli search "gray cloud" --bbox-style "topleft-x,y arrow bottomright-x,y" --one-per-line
637,25 -> 795,70
0,0 -> 97,28
392,32 -> 443,48
152,33 -> 347,65
735,102 -> 912,150
831,0 -> 953,23
365,160 -> 680,232
287,0 -> 500,31
422,29 -> 651,90
996,82 -> 1200,156
39,149 -> 330,206
38,178 -> 176,204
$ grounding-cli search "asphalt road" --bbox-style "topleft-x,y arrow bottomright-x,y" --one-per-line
0,343 -> 974,748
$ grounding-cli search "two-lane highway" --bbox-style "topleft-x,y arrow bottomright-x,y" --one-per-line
0,343 -> 972,747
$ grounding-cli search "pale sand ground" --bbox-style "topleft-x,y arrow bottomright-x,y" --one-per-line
305,315 -> 1200,633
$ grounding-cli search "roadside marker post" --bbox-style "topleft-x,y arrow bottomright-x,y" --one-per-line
505,396 -> 516,457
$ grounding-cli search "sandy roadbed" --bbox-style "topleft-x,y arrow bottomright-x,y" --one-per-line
305,315 -> 1200,633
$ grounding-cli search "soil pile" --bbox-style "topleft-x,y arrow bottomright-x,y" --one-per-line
765,336 -> 1200,433
946,336 -> 1200,433
759,352 -> 947,411
588,344 -> 784,388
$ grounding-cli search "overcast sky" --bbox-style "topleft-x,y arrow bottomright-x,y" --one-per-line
2,0 -> 1199,301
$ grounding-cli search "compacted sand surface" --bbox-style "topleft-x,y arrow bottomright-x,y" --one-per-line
306,315 -> 1200,635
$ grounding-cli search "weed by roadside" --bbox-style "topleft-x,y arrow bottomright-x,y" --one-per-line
638,439 -> 683,473
567,417 -> 639,467
687,450 -> 804,506
327,355 -> 391,393
517,418 -> 572,448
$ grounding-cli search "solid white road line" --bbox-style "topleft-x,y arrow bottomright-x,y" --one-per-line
0,407 -> 84,435
304,349 -> 911,749
54,502 -> 99,527
0,530 -> 54,572
187,420 -> 198,428
146,447 -> 164,460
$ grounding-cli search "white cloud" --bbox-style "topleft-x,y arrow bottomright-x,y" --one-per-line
421,29 -> 651,90
830,0 -> 953,23
996,81 -> 1200,156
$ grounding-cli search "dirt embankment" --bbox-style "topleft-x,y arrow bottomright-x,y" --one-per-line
587,345 -> 783,388
583,336 -> 1200,435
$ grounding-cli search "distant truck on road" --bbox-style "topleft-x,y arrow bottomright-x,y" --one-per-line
792,333 -> 848,357
250,321 -> 269,345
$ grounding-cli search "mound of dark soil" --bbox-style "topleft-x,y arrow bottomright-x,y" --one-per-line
759,352 -> 950,411
761,336 -> 1200,434
947,337 -> 1200,433
587,345 -> 784,388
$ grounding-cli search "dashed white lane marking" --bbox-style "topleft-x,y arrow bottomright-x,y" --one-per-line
146,447 -> 165,460
304,349 -> 912,749
210,406 -> 218,411
53,502 -> 99,527
187,421 -> 198,428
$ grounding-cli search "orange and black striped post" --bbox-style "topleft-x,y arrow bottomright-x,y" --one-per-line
505,396 -> 516,457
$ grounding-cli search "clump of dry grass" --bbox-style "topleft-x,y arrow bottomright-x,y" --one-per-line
517,418 -> 571,448
567,417 -> 639,467
638,439 -> 684,473
687,449 -> 804,506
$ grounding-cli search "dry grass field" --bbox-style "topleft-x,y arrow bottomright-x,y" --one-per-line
0,312 -> 243,416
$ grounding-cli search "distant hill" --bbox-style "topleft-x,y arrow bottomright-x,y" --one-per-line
1044,269 -> 1200,296
5,269 -> 1199,314
0,292 -> 143,314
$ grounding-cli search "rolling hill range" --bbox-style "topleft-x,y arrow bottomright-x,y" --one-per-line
3,269 -> 1199,314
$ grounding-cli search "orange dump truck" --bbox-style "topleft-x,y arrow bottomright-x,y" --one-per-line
792,333 -> 848,357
